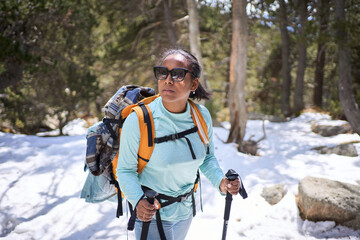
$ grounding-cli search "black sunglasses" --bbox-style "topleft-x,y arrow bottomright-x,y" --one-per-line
153,66 -> 190,82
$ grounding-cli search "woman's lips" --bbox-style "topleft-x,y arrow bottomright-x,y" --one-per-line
162,89 -> 174,94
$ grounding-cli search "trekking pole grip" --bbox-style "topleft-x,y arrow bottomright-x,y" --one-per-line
140,189 -> 158,240
145,189 -> 158,205
225,169 -> 239,182
225,169 -> 240,200
226,169 -> 248,199
224,169 -> 238,215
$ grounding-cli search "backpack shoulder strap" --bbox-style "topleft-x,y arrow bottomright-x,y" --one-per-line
112,95 -> 159,176
135,94 -> 160,173
188,100 -> 209,146
132,102 -> 156,174
140,94 -> 160,105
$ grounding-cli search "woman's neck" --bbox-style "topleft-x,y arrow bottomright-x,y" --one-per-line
162,100 -> 187,113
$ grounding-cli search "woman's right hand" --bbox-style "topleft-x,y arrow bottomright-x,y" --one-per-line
136,198 -> 160,222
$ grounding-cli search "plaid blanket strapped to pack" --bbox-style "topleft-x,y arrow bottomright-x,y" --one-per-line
85,85 -> 155,176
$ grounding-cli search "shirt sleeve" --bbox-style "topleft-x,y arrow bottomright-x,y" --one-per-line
116,111 -> 144,207
198,105 -> 225,193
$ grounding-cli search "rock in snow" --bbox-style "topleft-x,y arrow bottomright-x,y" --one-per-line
313,143 -> 358,157
261,183 -> 287,205
297,176 -> 360,230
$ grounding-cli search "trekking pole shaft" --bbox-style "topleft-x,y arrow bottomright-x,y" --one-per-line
221,169 -> 238,240
221,192 -> 233,240
222,221 -> 228,240
223,192 -> 233,220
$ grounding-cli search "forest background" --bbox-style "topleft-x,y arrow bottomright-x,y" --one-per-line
1,0 -> 359,146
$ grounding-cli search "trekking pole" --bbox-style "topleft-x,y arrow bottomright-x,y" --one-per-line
221,169 -> 248,240
140,189 -> 159,240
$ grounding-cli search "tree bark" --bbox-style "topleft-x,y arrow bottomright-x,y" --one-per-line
335,0 -> 360,135
163,0 -> 178,46
227,0 -> 248,145
313,0 -> 330,108
293,0 -> 308,114
186,0 -> 210,91
278,0 -> 292,117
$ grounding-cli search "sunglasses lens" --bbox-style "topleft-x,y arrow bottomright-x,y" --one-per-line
171,69 -> 186,81
155,67 -> 168,80
154,67 -> 188,81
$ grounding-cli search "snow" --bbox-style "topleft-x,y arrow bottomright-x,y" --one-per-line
1,112 -> 360,240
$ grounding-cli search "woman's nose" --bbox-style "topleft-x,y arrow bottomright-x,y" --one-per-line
164,73 -> 173,84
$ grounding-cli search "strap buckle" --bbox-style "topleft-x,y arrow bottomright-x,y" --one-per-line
179,196 -> 188,202
178,190 -> 193,202
171,133 -> 178,141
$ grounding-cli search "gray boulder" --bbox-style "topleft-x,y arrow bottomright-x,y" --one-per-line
312,143 -> 358,157
312,123 -> 353,137
261,183 -> 287,205
297,176 -> 360,230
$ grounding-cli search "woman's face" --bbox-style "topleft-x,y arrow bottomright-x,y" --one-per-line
158,54 -> 199,113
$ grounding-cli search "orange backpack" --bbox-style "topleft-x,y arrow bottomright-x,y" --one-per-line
112,94 -> 209,176
111,95 -> 209,216
82,86 -> 209,222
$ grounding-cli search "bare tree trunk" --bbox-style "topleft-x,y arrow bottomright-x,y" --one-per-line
186,0 -> 210,91
313,0 -> 330,108
335,0 -> 360,135
278,0 -> 292,117
163,0 -> 178,46
293,0 -> 308,114
227,0 -> 248,146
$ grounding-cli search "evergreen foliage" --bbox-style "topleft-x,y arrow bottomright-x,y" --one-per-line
0,0 -> 359,134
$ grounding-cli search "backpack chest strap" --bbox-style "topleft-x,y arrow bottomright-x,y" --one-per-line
154,126 -> 198,159
154,126 -> 198,143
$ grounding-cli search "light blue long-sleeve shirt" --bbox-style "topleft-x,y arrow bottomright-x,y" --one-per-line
116,97 -> 224,221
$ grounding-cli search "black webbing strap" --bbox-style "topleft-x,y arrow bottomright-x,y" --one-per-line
140,220 -> 151,240
154,126 -> 198,160
184,137 -> 196,159
108,164 -> 123,218
137,154 -> 149,163
113,180 -> 123,218
138,102 -> 153,147
156,188 -> 195,209
135,184 -> 199,239
103,118 -> 123,125
156,210 -> 166,240
154,126 -> 198,144
197,170 -> 203,212
140,209 -> 166,240
127,202 -> 136,231
191,191 -> 196,217
103,118 -> 123,145
151,188 -> 197,217
128,194 -> 145,231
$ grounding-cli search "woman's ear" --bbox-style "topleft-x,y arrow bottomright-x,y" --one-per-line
191,78 -> 200,92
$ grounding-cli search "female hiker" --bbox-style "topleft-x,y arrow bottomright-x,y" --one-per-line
116,48 -> 241,240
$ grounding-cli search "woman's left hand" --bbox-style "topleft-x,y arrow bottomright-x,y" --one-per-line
219,177 -> 240,195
